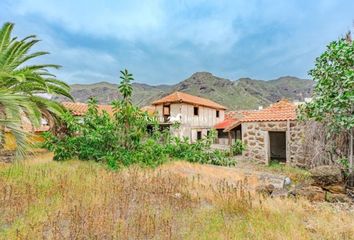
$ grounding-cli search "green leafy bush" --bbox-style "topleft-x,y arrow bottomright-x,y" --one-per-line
231,139 -> 246,155
43,70 -> 233,168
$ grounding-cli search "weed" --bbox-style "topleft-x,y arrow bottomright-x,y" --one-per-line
0,161 -> 353,239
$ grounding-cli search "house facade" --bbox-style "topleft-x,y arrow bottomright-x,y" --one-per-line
151,92 -> 226,142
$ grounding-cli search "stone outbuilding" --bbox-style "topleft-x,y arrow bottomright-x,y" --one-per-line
218,100 -> 306,166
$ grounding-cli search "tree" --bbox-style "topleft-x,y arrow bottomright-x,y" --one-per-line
43,69 -> 233,168
0,22 -> 73,156
301,32 -> 354,172
0,90 -> 41,157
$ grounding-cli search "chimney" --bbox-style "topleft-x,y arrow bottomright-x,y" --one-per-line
258,106 -> 263,110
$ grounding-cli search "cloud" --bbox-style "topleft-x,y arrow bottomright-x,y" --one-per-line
1,0 -> 354,84
14,0 -> 165,41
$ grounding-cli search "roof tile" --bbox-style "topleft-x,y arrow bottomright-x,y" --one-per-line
152,91 -> 227,110
214,110 -> 254,130
241,99 -> 297,122
62,102 -> 114,116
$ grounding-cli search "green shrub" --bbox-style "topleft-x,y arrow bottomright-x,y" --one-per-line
231,139 -> 246,155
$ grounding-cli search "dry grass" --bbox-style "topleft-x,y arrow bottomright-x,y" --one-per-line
236,157 -> 312,185
0,160 -> 353,240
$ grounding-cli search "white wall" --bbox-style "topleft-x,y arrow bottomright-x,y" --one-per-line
154,103 -> 225,142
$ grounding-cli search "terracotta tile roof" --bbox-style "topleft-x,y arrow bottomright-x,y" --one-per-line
152,91 -> 227,110
214,110 -> 254,131
62,102 -> 114,116
214,118 -> 239,129
140,105 -> 156,115
241,99 -> 297,122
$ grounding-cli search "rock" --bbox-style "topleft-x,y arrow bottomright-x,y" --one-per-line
326,193 -> 353,203
346,172 -> 354,188
283,177 -> 291,187
323,184 -> 346,194
256,184 -> 275,195
290,185 -> 326,202
270,188 -> 289,198
310,165 -> 343,187
346,187 -> 354,199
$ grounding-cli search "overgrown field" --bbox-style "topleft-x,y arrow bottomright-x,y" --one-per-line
0,160 -> 353,240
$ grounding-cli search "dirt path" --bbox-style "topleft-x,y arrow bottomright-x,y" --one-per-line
161,161 -> 287,190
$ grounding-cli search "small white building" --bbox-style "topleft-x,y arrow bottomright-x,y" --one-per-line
151,92 -> 226,142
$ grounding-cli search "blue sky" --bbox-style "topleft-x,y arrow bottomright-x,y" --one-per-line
1,0 -> 354,85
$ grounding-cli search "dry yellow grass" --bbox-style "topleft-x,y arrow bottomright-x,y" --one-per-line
0,160 -> 353,239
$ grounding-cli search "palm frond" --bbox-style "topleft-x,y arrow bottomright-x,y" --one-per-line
0,22 -> 73,157
0,22 -> 13,52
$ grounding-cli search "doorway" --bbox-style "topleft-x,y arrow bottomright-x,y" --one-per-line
269,131 -> 286,162
197,131 -> 202,140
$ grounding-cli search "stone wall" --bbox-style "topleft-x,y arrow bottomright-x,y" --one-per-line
289,121 -> 306,166
242,121 -> 306,166
0,150 -> 15,163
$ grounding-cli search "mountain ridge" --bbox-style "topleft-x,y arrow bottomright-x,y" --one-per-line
56,72 -> 313,110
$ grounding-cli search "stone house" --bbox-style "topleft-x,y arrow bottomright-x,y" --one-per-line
217,100 -> 306,166
151,92 -> 226,142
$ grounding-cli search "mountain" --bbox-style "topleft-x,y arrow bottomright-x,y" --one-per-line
56,72 -> 314,110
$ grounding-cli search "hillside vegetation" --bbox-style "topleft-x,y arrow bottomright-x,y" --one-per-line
56,72 -> 313,109
0,160 -> 353,240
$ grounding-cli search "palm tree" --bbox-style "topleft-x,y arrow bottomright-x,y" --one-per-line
0,90 -> 40,157
0,22 -> 73,156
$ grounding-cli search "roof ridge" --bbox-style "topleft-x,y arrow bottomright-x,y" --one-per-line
176,91 -> 181,101
152,91 -> 226,109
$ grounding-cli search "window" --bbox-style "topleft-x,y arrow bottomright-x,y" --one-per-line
163,105 -> 170,116
216,110 -> 220,118
194,106 -> 199,116
163,105 -> 171,123
197,131 -> 202,140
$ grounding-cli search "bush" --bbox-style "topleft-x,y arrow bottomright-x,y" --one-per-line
231,139 -> 246,155
164,134 -> 234,166
43,69 -> 232,168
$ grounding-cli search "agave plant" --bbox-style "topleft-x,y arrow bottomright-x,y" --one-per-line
0,22 -> 73,157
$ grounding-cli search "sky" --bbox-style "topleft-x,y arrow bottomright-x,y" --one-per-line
1,0 -> 354,85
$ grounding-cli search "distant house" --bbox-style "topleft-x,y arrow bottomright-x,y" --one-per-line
62,102 -> 156,117
62,102 -> 114,116
217,100 -> 306,166
3,115 -> 50,152
151,92 -> 226,142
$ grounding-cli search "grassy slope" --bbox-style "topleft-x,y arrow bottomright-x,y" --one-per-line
56,72 -> 313,110
0,160 -> 353,239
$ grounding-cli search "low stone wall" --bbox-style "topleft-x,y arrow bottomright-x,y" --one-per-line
0,150 -> 15,163
242,121 -> 306,167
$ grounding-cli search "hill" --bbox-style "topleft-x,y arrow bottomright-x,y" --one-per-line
56,72 -> 313,110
